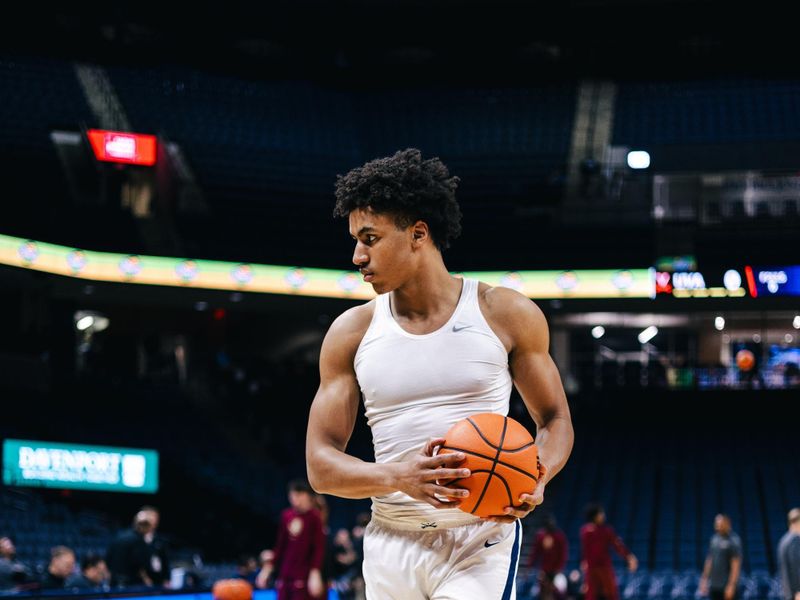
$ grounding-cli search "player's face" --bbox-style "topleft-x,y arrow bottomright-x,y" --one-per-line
714,515 -> 730,534
289,490 -> 313,512
349,208 -> 415,294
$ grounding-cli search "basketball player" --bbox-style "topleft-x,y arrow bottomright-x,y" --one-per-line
306,149 -> 574,599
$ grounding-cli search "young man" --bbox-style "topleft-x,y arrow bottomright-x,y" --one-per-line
777,508 -> 800,600
527,515 -> 568,600
579,504 -> 637,600
699,514 -> 742,600
306,149 -> 574,599
271,480 -> 326,600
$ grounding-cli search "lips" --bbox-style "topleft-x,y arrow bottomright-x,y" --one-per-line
360,270 -> 374,282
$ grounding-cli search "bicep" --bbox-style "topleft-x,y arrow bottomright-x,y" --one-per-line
307,319 -> 363,454
308,372 -> 361,453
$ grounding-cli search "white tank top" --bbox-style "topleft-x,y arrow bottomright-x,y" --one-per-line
354,278 -> 513,529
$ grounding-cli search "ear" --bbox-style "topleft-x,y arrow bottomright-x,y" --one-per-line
410,221 -> 429,247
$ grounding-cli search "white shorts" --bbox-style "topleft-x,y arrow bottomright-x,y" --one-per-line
363,517 -> 522,600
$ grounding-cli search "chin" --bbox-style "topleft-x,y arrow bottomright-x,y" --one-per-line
371,279 -> 397,295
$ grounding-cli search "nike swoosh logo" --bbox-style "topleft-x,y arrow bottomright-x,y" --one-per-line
453,324 -> 472,332
484,540 -> 500,548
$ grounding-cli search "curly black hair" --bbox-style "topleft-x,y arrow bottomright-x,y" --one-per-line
333,148 -> 462,250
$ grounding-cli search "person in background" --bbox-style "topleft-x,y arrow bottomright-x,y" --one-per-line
778,508 -> 800,600
329,528 -> 358,600
107,506 -> 170,588
1,536 -> 31,592
580,504 -> 638,600
255,550 -> 275,590
700,514 -> 742,600
349,513 -> 369,600
39,546 -> 76,590
528,515 -> 568,600
67,553 -> 109,591
235,554 -> 259,586
272,480 -> 325,600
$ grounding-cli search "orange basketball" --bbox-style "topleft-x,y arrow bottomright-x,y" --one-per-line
212,579 -> 253,600
736,349 -> 755,372
438,413 -> 543,518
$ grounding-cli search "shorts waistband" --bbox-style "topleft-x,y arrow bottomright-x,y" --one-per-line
369,513 -> 481,532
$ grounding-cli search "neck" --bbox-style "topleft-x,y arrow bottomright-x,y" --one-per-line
791,525 -> 800,534
391,254 -> 459,317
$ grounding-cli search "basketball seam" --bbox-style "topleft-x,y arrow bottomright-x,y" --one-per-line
465,417 -> 535,453
502,441 -> 537,453
492,470 -> 514,507
439,445 -> 539,483
470,416 -> 508,515
466,417 -> 502,449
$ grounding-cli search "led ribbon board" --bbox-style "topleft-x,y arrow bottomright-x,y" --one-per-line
0,234 -> 653,299
2,439 -> 159,493
747,265 -> 800,297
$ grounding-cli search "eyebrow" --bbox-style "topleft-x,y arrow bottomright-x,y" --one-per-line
352,226 -> 377,238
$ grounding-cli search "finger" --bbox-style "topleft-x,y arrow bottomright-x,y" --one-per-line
424,495 -> 462,509
422,437 -> 447,456
424,452 -> 466,468
517,493 -> 538,506
500,505 -> 530,519
485,515 -> 517,524
427,484 -> 470,499
426,467 -> 471,482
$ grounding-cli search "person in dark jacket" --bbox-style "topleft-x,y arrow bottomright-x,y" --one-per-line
107,506 -> 170,588
67,553 -> 109,590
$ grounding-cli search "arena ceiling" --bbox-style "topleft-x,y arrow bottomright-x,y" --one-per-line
2,1 -> 796,81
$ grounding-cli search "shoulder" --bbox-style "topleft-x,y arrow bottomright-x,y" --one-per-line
320,301 -> 377,363
477,281 -> 549,351
326,301 -> 375,344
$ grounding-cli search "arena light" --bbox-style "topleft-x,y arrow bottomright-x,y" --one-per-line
627,150 -> 651,170
714,316 -> 725,331
591,326 -> 606,339
638,325 -> 658,344
87,129 -> 157,166
76,315 -> 94,331
794,315 -> 800,329
74,311 -> 109,332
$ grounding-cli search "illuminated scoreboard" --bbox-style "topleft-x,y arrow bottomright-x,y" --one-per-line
746,265 -> 800,297
2,439 -> 159,493
655,268 -> 747,298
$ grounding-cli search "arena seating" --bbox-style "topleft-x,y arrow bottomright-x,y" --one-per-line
614,78 -> 800,146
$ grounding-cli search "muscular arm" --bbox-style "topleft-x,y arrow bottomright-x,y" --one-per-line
483,287 -> 574,486
306,304 -> 395,498
306,305 -> 469,504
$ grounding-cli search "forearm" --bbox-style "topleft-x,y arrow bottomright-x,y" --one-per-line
308,445 -> 398,498
727,559 -> 741,587
534,414 -> 574,482
701,558 -> 711,580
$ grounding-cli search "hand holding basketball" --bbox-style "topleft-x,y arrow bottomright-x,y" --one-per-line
438,413 -> 547,521
391,437 -> 472,509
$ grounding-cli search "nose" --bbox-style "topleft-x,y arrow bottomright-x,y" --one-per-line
352,242 -> 368,267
